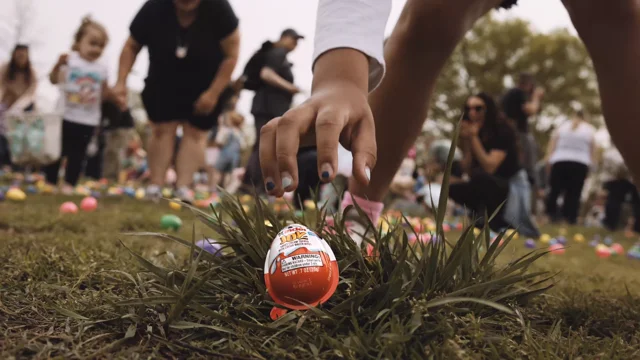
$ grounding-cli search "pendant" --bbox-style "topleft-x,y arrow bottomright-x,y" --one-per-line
176,46 -> 188,59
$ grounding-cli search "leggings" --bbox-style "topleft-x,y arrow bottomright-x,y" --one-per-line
545,161 -> 589,224
44,120 -> 96,186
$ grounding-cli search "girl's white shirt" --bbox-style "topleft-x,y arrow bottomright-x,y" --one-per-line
313,0 -> 391,92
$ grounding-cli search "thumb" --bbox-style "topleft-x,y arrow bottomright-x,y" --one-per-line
350,114 -> 377,186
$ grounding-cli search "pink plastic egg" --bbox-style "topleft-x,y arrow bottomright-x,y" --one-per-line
80,196 -> 98,212
60,201 -> 78,214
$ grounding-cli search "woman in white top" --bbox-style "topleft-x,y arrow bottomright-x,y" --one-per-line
543,110 -> 597,224
257,0 -> 640,246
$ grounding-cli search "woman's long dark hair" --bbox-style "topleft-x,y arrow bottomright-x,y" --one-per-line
464,92 -> 522,162
5,44 -> 33,83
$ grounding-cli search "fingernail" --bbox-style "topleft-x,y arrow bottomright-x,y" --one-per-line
365,167 -> 371,181
321,163 -> 332,180
281,173 -> 293,189
265,179 -> 275,192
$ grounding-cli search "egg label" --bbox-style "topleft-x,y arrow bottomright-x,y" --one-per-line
281,254 -> 324,272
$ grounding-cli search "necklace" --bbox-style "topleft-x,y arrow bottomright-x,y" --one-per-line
176,30 -> 189,59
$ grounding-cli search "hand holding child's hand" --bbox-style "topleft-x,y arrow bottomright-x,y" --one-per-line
259,80 -> 376,196
112,83 -> 128,111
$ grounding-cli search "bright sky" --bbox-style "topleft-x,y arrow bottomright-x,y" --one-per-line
0,0 -> 574,116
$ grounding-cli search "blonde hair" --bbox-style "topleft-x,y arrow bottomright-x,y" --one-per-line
72,16 -> 109,51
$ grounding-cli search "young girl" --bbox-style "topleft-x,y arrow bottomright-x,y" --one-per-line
208,110 -> 246,193
44,16 -> 112,194
257,0 -> 640,246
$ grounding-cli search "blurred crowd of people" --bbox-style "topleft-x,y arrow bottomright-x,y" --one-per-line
1,0 -> 639,235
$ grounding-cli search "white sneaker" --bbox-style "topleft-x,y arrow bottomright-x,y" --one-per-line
145,184 -> 161,202
175,186 -> 194,204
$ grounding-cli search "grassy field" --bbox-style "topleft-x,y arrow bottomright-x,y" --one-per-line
2,192 -> 640,359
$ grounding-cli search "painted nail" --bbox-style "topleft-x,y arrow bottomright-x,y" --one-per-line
365,167 -> 371,181
281,173 -> 293,189
320,163 -> 332,180
265,179 -> 275,191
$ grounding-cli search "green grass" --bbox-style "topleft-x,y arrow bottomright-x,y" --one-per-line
2,192 -> 640,359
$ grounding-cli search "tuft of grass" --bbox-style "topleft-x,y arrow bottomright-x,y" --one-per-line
100,126 -> 555,358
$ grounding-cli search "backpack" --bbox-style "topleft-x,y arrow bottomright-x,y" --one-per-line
242,41 -> 273,91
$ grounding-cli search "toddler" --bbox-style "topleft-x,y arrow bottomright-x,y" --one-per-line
44,16 -> 113,194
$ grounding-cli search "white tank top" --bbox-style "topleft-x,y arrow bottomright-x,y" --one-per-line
548,121 -> 595,166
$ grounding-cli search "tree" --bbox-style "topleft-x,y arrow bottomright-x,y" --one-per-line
427,14 -> 600,150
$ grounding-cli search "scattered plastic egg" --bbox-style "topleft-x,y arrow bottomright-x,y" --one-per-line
169,199 -> 182,211
524,239 -> 536,248
610,243 -> 625,255
195,238 -> 223,256
60,201 -> 78,214
539,234 -> 551,243
80,197 -> 98,212
549,243 -> 566,254
160,214 -> 183,231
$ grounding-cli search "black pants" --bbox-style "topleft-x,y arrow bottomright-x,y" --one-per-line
243,115 -> 273,194
602,179 -> 640,233
545,161 -> 589,224
242,116 -> 321,203
449,172 -> 510,232
44,120 -> 95,186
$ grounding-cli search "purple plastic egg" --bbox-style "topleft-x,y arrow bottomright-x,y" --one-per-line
556,236 -> 567,245
195,238 -> 223,256
525,239 -> 536,248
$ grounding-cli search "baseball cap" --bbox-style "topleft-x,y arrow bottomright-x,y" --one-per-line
281,28 -> 305,40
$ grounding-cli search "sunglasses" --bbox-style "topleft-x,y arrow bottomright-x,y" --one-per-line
465,105 -> 485,112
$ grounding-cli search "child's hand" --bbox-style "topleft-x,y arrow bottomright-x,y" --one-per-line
259,78 -> 376,196
56,54 -> 69,67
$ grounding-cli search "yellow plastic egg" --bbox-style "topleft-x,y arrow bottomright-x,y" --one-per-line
539,234 -> 551,243
169,199 -> 182,211
135,188 -> 145,199
7,188 -> 26,201
162,188 -> 173,198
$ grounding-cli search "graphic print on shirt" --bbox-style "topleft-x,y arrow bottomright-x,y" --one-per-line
65,68 -> 102,110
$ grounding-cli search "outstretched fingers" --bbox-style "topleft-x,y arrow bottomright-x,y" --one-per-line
315,107 -> 349,183
350,111 -> 377,186
259,106 -> 316,196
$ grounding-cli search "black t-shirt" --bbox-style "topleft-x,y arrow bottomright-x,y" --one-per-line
130,0 -> 238,97
501,88 -> 529,133
472,123 -> 521,180
101,102 -> 134,130
250,47 -> 294,118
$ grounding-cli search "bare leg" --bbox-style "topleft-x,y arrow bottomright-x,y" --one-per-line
148,122 -> 179,186
564,0 -> 640,181
348,0 -> 505,201
176,123 -> 209,188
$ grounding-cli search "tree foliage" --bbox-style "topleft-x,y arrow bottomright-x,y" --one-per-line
428,14 -> 600,148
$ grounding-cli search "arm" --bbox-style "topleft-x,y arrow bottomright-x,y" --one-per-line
469,135 -> 507,175
459,138 -> 473,174
523,88 -> 544,116
590,134 -> 599,167
313,0 -> 392,92
49,55 -> 67,85
260,67 -> 298,94
206,29 -> 240,100
116,37 -> 142,87
543,132 -> 558,163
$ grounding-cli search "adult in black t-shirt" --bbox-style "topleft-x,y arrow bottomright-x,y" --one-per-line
449,93 -> 522,232
114,0 -> 240,201
242,29 -> 304,193
501,73 -> 544,185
